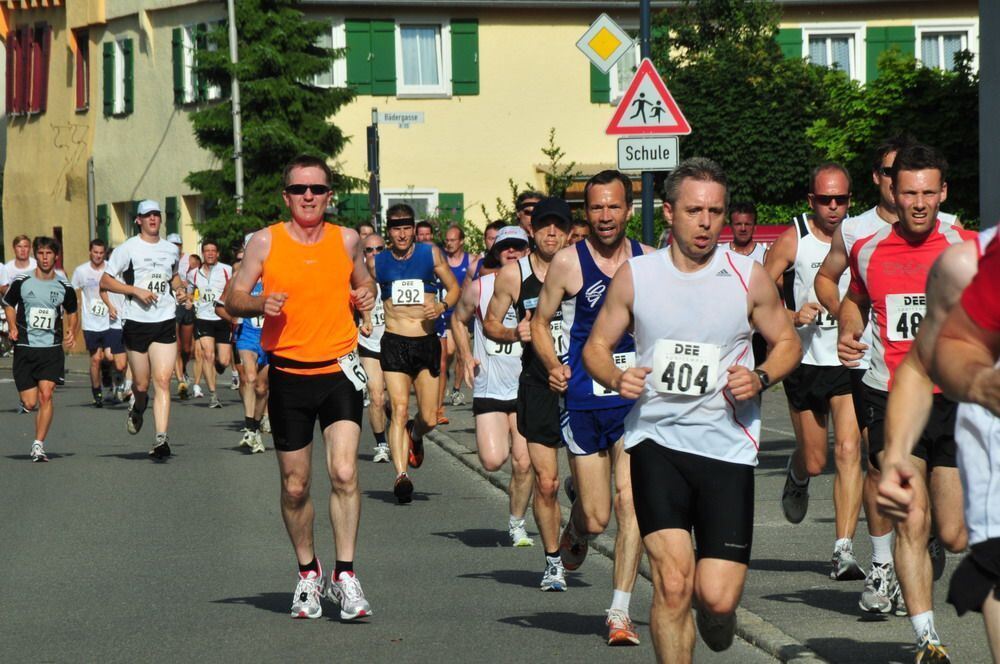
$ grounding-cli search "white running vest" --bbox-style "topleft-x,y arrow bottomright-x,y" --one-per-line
473,273 -> 521,400
791,215 -> 846,366
623,248 -> 760,466
955,226 -> 999,546
358,284 -> 385,353
722,241 -> 768,264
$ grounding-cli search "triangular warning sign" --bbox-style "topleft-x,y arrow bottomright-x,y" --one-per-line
606,58 -> 691,136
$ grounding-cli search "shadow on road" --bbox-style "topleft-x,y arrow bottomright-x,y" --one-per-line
431,528 -> 512,548
750,558 -> 830,576
498,611 -> 607,638
363,489 -> 440,504
98,452 -> 166,461
5,452 -> 75,461
805,637 -> 914,663
458,569 -> 592,590
761,587 -> 872,617
213,592 -> 289,616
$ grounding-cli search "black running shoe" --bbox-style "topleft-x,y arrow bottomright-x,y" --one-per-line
126,408 -> 143,435
149,437 -> 171,460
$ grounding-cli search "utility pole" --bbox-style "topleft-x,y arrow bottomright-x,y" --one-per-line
639,0 -> 654,245
226,0 -> 245,214
367,108 -> 382,233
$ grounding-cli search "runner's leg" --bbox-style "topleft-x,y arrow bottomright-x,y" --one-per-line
645,529 -> 697,664
893,455 -> 932,616
612,440 -> 642,597
148,342 -> 177,434
385,371 -> 415,477
528,442 -> 561,552
324,419 -> 362,561
34,380 -> 56,441
830,394 -> 863,540
508,413 -> 533,520
277,445 -> 316,564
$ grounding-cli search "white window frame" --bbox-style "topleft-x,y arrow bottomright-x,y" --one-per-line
113,38 -> 127,114
204,23 -> 224,101
313,20 -> 347,88
181,26 -> 197,104
610,38 -> 640,105
802,23 -> 866,84
380,188 -> 439,221
394,19 -> 452,98
915,19 -> 979,72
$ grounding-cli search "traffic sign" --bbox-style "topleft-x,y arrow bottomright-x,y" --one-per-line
617,136 -> 678,171
576,14 -> 634,74
606,58 -> 690,136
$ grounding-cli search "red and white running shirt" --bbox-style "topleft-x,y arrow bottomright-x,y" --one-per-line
849,219 -> 976,392
961,233 -> 1000,333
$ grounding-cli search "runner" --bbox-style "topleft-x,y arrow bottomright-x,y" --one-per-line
466,220 -> 506,284
0,234 -> 37,296
932,232 -> 1000,662
839,144 -> 975,658
515,191 -> 544,236
100,249 -> 131,403
187,239 -> 233,409
373,205 -> 460,503
532,171 -> 651,645
583,158 -> 800,661
763,163 -> 865,581
416,220 -> 435,245
441,224 -> 473,411
723,202 -> 768,263
100,200 -> 185,459
485,198 -> 571,590
452,225 -> 533,546
2,236 -> 78,462
167,233 -> 195,400
569,219 -> 591,245
358,232 -> 389,463
225,154 -> 376,621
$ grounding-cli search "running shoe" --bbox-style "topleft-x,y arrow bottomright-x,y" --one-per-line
239,429 -> 254,448
250,432 -> 265,454
327,571 -> 372,620
149,434 -> 171,460
928,537 -> 946,582
781,458 -> 809,524
436,406 -> 449,425
915,630 -> 951,663
192,384 -> 205,398
209,393 -> 223,409
449,388 -> 465,406
696,605 -> 736,652
607,608 -> 640,646
394,473 -> 414,504
18,400 -> 32,414
372,444 -> 390,463
177,381 -> 189,400
113,386 -> 125,404
261,414 -> 271,433
362,386 -> 371,408
29,442 -> 48,463
830,541 -> 866,581
887,570 -> 908,617
509,519 -> 534,547
126,407 -> 144,435
290,569 -> 326,619
559,520 -> 589,571
859,562 -> 893,614
406,420 -> 424,469
230,372 -> 240,390
540,559 -> 566,591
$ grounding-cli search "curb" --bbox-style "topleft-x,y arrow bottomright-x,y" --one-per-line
426,427 -> 828,664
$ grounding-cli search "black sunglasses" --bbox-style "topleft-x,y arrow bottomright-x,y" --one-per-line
364,245 -> 386,255
877,166 -> 893,177
284,184 -> 331,195
813,194 -> 851,206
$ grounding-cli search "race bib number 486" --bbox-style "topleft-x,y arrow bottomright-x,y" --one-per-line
886,293 -> 926,342
651,339 -> 720,396
391,279 -> 424,306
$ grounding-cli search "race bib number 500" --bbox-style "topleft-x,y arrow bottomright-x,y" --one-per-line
391,279 -> 424,306
886,293 -> 926,342
651,339 -> 720,396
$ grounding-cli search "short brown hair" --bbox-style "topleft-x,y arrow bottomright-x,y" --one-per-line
282,155 -> 333,188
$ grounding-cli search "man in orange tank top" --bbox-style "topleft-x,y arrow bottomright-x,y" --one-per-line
226,155 -> 376,622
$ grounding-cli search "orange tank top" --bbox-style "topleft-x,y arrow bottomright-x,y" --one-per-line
261,222 -> 357,375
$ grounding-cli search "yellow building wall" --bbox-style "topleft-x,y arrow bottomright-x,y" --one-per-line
779,1 -> 978,25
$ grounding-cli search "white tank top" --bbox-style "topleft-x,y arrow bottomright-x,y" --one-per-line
473,273 -> 522,400
955,226 -> 999,546
791,215 -> 847,366
623,248 -> 760,466
723,241 -> 767,264
358,284 -> 385,353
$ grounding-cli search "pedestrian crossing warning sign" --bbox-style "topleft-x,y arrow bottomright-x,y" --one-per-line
606,58 -> 691,136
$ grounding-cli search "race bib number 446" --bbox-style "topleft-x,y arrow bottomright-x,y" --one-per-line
651,340 -> 720,396
391,279 -> 424,305
886,293 -> 926,342
145,271 -> 169,296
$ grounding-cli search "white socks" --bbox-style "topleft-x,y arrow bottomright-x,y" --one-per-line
610,590 -> 631,613
871,532 -> 894,565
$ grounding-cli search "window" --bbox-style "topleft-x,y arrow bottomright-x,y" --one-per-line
916,22 -> 978,72
173,23 -> 224,105
313,21 -> 347,88
113,39 -> 127,114
381,189 -> 438,220
6,23 -> 51,115
180,26 -> 196,104
610,39 -> 639,104
395,21 -> 451,96
74,30 -> 90,111
803,25 -> 865,82
28,23 -> 51,113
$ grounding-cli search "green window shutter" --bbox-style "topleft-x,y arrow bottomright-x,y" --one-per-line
866,26 -> 915,81
590,64 -> 610,104
195,24 -> 208,101
96,204 -> 110,244
776,28 -> 803,60
438,193 -> 464,221
371,20 -> 396,96
340,193 -> 368,220
345,19 -> 373,94
122,38 -> 134,115
450,19 -> 479,96
102,42 -> 114,116
165,197 -> 179,235
172,28 -> 184,105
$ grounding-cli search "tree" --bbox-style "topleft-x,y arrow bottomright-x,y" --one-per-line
185,0 -> 357,251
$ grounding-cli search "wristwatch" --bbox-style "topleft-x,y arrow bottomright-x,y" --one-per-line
753,369 -> 771,390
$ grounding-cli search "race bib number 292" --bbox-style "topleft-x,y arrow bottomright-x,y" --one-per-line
391,279 -> 424,306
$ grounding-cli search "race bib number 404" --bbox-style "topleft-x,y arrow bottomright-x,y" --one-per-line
593,351 -> 636,396
651,339 -> 721,396
886,293 -> 926,342
391,279 -> 424,306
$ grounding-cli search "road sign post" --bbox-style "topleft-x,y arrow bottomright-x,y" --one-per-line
640,0 -> 654,246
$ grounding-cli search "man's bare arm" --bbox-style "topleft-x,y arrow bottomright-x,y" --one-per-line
451,284 -> 479,388
933,306 -> 1000,415
584,262 -> 648,398
815,225 -> 850,318
343,227 -> 376,312
484,263 -> 520,344
742,262 -> 802,397
530,251 -> 571,374
837,290 -> 869,367
226,229 -> 271,318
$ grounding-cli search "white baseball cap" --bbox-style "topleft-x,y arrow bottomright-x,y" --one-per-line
165,233 -> 183,244
492,225 -> 529,250
137,200 -> 162,216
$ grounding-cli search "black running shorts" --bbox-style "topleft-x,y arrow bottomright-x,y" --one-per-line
267,367 -> 364,452
628,440 -> 754,564
473,397 -> 517,416
194,318 -> 232,344
123,319 -> 177,353
379,332 -> 440,377
865,386 -> 957,470
849,368 -> 867,432
783,363 -> 852,416
948,538 -> 1000,615
516,379 -> 562,446
12,346 -> 64,391
176,304 -> 195,325
358,344 -> 380,361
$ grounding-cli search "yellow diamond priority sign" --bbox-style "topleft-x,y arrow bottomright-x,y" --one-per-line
577,14 -> 634,74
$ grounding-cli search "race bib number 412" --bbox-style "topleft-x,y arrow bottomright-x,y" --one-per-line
651,339 -> 720,396
391,279 -> 424,306
886,293 -> 926,342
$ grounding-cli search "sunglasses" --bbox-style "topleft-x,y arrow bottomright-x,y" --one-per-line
812,194 -> 851,206
877,166 -> 894,177
284,184 -> 331,195
364,245 -> 386,255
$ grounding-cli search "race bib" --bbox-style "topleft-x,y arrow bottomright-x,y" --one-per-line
145,271 -> 169,296
651,339 -> 720,396
485,337 -> 523,357
550,320 -> 567,357
391,279 -> 424,306
339,350 -> 368,391
201,288 -> 217,304
814,310 -> 837,329
251,315 -> 265,328
371,299 -> 385,328
89,301 -> 109,318
29,306 -> 56,331
593,351 -> 636,396
886,293 -> 926,342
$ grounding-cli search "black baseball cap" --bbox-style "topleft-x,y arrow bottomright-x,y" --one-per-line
530,197 -> 572,230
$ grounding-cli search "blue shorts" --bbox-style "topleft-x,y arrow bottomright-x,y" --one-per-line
561,405 -> 631,456
84,328 -> 125,355
234,325 -> 267,366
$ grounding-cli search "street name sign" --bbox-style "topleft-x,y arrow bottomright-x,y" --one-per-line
617,136 -> 678,171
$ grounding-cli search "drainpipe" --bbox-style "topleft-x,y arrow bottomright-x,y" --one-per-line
87,157 -> 96,241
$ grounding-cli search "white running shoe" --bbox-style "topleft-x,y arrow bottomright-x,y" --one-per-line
327,571 -> 372,620
509,519 -> 534,547
540,558 -> 567,591
830,541 -> 866,581
192,384 -> 205,399
372,444 -> 390,463
449,388 -> 465,406
29,442 -> 48,463
859,562 -> 894,614
290,570 -> 326,619
209,394 -> 223,409
230,372 -> 240,390
239,429 -> 254,448
261,414 -> 271,433
250,432 -> 265,454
